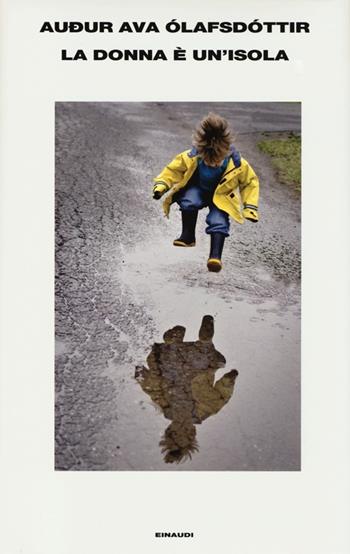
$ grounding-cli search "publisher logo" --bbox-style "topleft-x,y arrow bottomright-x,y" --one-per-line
155,532 -> 194,538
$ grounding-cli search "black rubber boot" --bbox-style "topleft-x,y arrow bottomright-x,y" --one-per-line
207,232 -> 226,272
173,210 -> 198,247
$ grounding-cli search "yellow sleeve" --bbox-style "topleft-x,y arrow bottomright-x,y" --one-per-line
137,366 -> 170,411
213,371 -> 236,404
238,158 -> 260,212
191,370 -> 236,422
153,151 -> 188,191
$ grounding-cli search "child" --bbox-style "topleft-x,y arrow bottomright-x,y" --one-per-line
152,112 -> 259,272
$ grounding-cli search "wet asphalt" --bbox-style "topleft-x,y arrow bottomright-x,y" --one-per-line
55,102 -> 301,470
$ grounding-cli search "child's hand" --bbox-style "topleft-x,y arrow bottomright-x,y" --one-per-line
153,184 -> 167,200
243,207 -> 259,222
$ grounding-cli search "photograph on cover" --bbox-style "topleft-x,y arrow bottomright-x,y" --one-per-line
55,102 -> 301,470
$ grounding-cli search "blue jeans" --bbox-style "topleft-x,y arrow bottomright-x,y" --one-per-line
175,185 -> 230,237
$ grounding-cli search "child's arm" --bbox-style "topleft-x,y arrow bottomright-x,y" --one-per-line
153,152 -> 188,199
238,158 -> 260,222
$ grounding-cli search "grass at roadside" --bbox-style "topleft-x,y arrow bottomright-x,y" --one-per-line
257,134 -> 301,191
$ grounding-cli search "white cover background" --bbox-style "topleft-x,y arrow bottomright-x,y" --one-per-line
0,0 -> 349,553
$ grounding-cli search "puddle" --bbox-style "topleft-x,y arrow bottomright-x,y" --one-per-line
109,236 -> 301,470
134,316 -> 238,464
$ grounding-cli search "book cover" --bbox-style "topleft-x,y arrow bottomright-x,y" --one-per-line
0,1 -> 349,553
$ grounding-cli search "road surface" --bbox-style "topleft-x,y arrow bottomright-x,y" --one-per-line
55,102 -> 301,470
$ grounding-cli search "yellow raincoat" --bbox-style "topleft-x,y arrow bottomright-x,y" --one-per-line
153,147 -> 259,223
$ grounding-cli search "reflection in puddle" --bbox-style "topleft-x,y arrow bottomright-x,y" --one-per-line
135,316 -> 238,464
